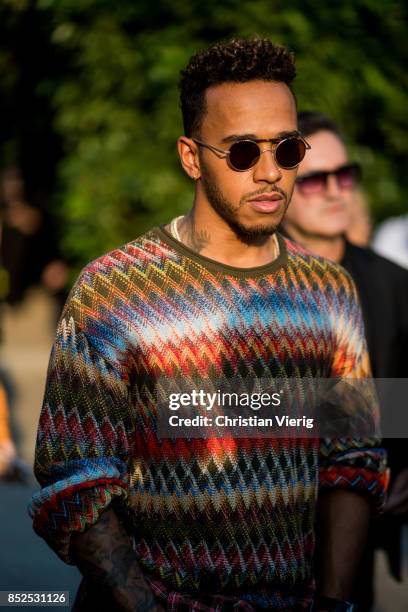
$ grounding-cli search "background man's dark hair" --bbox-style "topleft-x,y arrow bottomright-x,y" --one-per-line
179,37 -> 296,137
297,111 -> 344,141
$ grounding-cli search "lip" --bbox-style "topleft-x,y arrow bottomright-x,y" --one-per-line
324,203 -> 347,214
248,193 -> 284,213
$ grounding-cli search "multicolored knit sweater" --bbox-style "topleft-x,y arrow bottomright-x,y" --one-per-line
30,228 -> 387,611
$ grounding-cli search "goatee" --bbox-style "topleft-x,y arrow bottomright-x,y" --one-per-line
201,168 -> 285,245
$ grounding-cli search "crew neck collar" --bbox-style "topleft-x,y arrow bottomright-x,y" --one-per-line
154,225 -> 288,279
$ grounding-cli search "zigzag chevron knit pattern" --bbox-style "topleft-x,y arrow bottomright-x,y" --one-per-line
30,228 -> 387,611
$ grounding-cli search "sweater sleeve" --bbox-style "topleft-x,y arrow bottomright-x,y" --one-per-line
29,271 -> 135,564
318,266 -> 389,509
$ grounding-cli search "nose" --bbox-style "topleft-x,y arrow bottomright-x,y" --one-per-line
326,174 -> 342,199
252,145 -> 282,183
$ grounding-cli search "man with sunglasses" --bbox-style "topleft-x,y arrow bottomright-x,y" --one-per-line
282,111 -> 408,611
31,40 -> 387,611
281,112 -> 364,264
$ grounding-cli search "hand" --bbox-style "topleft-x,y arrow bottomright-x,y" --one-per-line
71,508 -> 165,612
385,467 -> 408,516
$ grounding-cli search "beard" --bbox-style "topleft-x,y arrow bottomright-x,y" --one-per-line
200,162 -> 288,243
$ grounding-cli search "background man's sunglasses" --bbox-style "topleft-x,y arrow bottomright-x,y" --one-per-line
295,163 -> 361,195
192,134 -> 311,172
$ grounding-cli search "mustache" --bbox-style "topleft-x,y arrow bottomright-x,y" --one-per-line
241,187 -> 287,204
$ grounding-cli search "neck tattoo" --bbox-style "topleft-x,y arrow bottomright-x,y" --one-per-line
170,215 -> 210,254
168,215 -> 279,260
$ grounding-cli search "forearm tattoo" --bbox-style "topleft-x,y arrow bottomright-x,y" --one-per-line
71,508 -> 161,611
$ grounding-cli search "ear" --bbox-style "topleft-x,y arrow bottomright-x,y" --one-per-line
177,136 -> 201,180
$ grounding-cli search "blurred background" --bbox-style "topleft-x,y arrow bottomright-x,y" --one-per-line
0,0 -> 407,610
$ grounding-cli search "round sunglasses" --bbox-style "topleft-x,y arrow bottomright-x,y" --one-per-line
295,163 -> 361,195
192,134 -> 310,172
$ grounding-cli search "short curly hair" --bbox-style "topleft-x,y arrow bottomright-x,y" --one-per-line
179,37 -> 296,137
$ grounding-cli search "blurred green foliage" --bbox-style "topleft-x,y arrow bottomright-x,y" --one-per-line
1,0 -> 408,266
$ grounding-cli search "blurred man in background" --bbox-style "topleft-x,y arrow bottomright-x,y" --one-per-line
345,189 -> 372,247
0,174 -> 36,482
281,110 -> 408,611
0,167 -> 68,319
0,225 -> 16,477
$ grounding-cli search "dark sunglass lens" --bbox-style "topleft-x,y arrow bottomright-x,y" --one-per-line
337,164 -> 360,189
297,173 -> 328,194
276,138 -> 306,169
229,141 -> 260,170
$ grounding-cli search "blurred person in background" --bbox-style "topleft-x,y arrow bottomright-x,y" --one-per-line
346,189 -> 373,247
373,212 -> 408,269
0,166 -> 68,320
0,217 -> 20,480
0,379 -> 16,478
30,39 -> 388,612
281,110 -> 408,611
